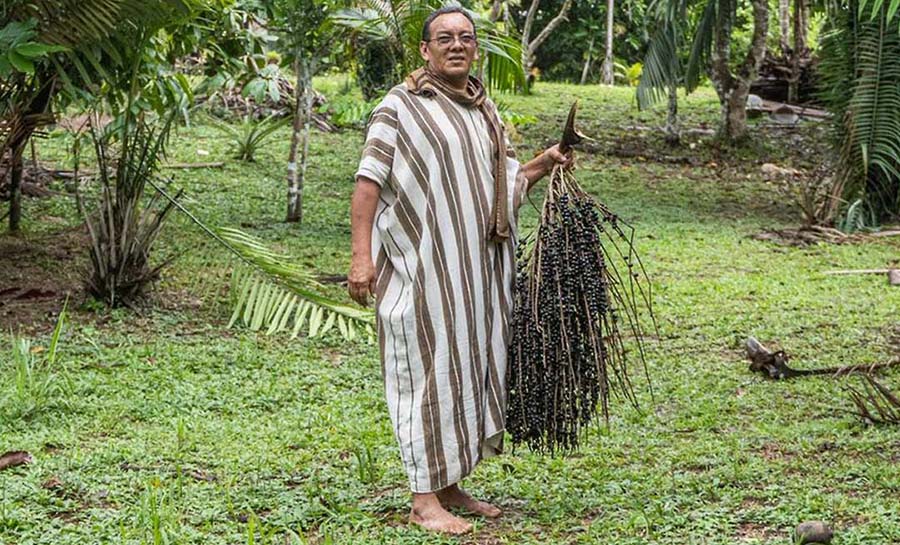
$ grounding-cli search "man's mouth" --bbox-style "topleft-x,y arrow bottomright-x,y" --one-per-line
448,57 -> 465,62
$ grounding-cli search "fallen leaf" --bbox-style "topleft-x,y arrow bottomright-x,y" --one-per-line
0,450 -> 33,471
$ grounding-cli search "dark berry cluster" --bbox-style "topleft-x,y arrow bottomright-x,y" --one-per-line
507,166 -> 656,454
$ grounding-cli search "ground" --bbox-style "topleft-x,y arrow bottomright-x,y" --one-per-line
1,80 -> 899,544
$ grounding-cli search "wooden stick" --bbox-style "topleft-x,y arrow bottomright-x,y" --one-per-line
869,230 -> 900,238
824,269 -> 890,275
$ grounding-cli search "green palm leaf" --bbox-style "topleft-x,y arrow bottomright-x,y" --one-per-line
218,228 -> 375,341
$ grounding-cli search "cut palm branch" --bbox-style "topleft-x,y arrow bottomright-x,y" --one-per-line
507,103 -> 656,453
219,228 -> 374,341
147,178 -> 374,342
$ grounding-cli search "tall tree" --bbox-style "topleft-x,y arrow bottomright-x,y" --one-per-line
779,0 -> 791,56
601,0 -> 615,84
706,0 -> 768,141
269,0 -> 335,225
787,0 -> 808,102
519,0 -> 575,86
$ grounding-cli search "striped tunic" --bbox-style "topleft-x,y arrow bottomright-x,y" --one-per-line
355,83 -> 527,493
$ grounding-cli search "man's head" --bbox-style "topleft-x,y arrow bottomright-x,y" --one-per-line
419,6 -> 478,84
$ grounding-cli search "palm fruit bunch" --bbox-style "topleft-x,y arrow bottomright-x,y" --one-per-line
507,104 -> 655,453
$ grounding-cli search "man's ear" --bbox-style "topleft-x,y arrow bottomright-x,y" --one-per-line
419,41 -> 430,62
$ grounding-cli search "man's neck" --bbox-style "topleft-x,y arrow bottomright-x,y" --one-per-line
446,76 -> 468,93
428,66 -> 469,93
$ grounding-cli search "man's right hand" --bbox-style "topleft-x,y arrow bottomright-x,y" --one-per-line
348,256 -> 376,306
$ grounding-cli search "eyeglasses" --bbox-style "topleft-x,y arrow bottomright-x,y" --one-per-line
425,33 -> 477,48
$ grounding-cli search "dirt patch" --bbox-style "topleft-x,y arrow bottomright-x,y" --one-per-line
755,442 -> 795,462
735,521 -> 783,542
0,227 -> 87,333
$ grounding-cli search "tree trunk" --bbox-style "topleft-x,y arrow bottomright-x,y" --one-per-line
779,0 -> 791,56
286,58 -> 311,224
710,0 -> 768,142
580,36 -> 595,85
601,0 -> 615,84
664,82 -> 680,145
521,0 -> 574,87
8,145 -> 24,232
788,0 -> 807,103
722,85 -> 751,141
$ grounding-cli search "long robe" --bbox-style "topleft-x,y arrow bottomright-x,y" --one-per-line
355,83 -> 527,493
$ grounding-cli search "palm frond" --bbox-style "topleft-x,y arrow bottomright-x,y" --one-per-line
219,228 -> 375,341
145,181 -> 376,343
636,23 -> 681,109
822,4 -> 900,217
685,0 -> 718,93
21,0 -> 198,47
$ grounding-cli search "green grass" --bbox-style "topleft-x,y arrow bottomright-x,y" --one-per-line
2,80 -> 899,544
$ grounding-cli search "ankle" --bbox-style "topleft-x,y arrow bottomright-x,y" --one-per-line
411,492 -> 443,515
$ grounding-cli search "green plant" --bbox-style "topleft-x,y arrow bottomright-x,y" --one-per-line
837,198 -> 878,233
208,113 -> 290,162
352,442 -> 380,484
3,302 -> 68,419
818,1 -> 900,220
614,61 -> 643,86
318,95 -> 377,128
495,99 -> 538,128
78,101 -> 180,307
136,479 -> 179,545
0,1 -> 200,232
221,228 -> 374,341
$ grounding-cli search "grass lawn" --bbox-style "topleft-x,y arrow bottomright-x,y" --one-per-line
1,79 -> 899,544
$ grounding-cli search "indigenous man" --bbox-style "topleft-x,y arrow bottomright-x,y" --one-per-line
348,6 -> 572,535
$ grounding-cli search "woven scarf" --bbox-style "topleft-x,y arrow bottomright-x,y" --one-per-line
405,67 -> 509,242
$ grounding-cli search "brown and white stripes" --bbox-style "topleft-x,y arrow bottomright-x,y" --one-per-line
356,83 -> 527,493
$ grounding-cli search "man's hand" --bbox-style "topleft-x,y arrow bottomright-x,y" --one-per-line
542,143 -> 575,170
348,256 -> 376,306
349,176 -> 381,307
521,144 -> 576,193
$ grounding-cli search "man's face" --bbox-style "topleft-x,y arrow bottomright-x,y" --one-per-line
420,13 -> 479,81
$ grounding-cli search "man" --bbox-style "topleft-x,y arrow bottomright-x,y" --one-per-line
348,6 -> 572,535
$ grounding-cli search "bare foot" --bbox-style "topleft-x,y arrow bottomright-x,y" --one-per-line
437,484 -> 502,518
409,493 -> 473,535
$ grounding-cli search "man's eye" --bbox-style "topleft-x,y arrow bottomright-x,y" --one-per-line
437,37 -> 453,45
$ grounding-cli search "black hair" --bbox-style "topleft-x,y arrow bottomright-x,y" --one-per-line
421,6 -> 476,42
